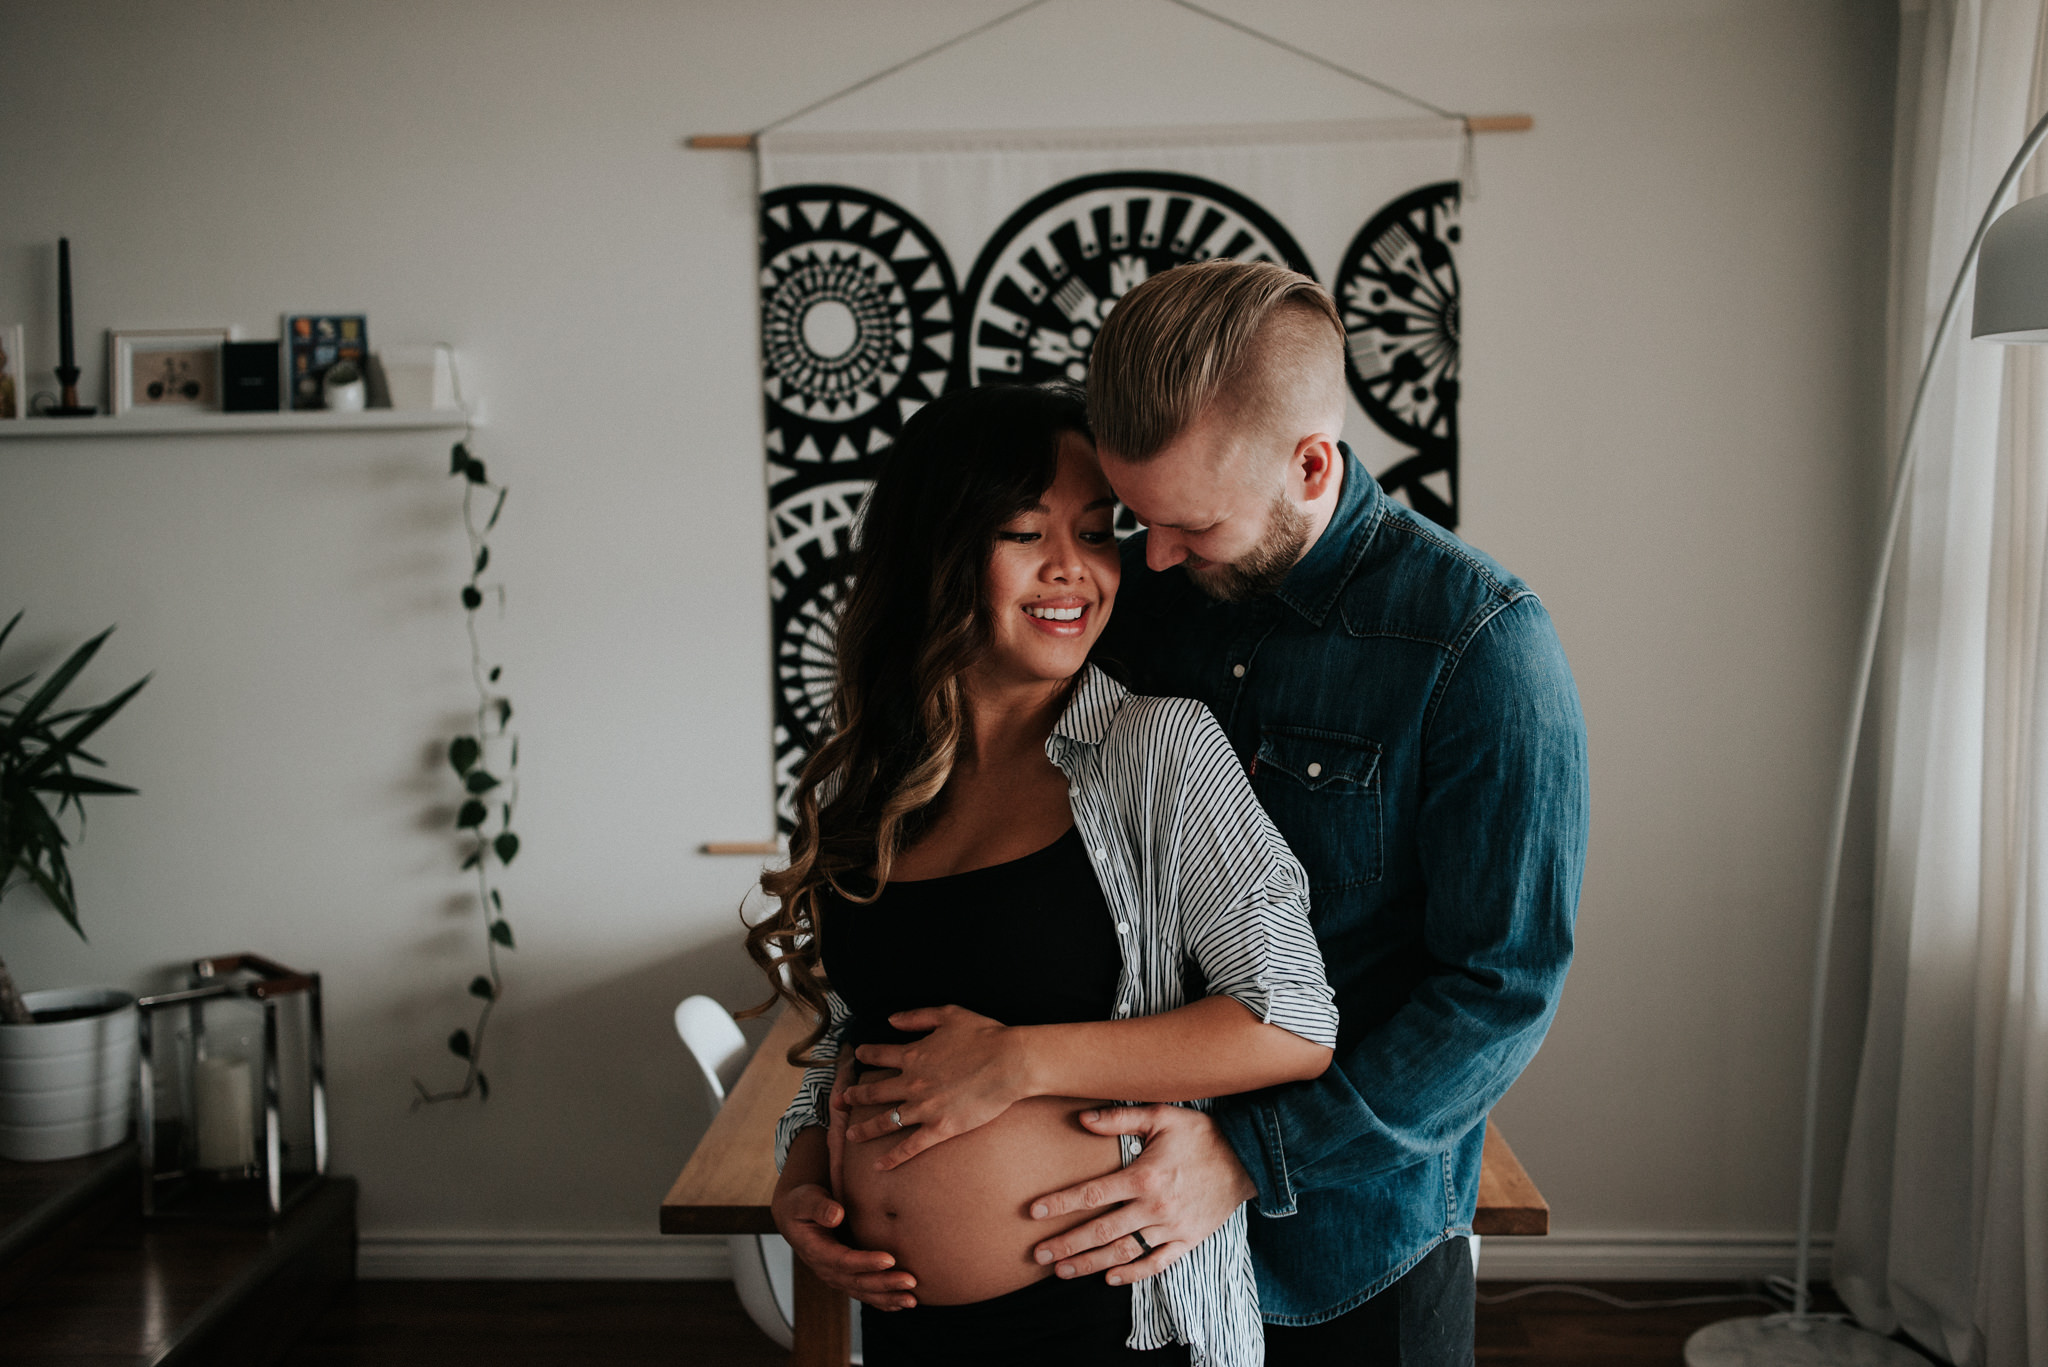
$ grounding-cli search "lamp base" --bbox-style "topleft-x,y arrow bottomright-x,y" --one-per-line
1684,1316 -> 1928,1367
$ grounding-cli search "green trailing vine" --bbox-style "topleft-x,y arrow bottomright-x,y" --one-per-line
413,434 -> 519,1106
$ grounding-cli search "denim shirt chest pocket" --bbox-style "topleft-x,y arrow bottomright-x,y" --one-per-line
1250,724 -> 1384,891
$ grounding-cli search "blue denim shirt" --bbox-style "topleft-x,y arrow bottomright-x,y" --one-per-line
1095,446 -> 1587,1324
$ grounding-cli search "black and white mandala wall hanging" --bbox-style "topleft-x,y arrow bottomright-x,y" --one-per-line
754,159 -> 1466,829
759,185 -> 962,827
1335,181 -> 1461,528
960,171 -> 1316,538
760,184 -> 960,471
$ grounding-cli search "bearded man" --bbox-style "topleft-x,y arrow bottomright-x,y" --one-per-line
1029,259 -> 1588,1366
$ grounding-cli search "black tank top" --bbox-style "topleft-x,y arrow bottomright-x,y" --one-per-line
820,826 -> 1124,1053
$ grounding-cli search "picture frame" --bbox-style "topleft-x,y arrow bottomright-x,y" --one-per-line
0,325 -> 23,420
283,314 -> 369,411
109,328 -> 235,416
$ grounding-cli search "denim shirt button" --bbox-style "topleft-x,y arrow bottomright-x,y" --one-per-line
1232,663 -> 1247,678
1306,762 -> 1322,777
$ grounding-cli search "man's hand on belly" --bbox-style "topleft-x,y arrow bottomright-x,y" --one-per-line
1025,1105 -> 1257,1285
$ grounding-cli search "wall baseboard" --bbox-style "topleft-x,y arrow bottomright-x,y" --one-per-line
1475,1230 -> 1828,1282
359,1232 -> 731,1280
359,1229 -> 1825,1284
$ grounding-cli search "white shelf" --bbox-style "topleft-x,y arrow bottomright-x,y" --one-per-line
0,409 -> 476,439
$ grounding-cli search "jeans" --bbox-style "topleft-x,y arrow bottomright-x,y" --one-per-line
1263,1237 -> 1474,1367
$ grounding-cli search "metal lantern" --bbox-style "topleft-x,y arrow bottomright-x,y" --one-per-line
136,954 -> 329,1218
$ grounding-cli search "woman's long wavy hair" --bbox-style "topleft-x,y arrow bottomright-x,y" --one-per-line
744,384 -> 1092,1062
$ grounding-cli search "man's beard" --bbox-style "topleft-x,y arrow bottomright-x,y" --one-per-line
1183,492 -> 1311,603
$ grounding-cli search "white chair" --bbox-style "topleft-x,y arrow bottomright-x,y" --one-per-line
673,995 -> 862,1361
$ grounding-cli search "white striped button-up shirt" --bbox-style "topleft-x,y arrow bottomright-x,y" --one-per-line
775,665 -> 1338,1367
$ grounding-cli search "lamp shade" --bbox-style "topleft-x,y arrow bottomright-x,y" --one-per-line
1974,191 -> 2048,341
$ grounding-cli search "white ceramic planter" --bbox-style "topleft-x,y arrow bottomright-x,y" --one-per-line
0,987 -> 138,1161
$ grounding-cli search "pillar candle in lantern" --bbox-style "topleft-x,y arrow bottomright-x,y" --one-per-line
194,1055 -> 255,1172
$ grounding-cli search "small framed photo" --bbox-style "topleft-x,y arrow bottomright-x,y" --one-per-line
110,328 -> 235,415
0,325 -> 23,420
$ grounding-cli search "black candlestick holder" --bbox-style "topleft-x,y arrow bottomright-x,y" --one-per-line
45,362 -> 96,417
45,237 -> 97,416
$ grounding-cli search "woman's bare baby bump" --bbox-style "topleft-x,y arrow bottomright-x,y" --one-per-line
841,1074 -> 1121,1306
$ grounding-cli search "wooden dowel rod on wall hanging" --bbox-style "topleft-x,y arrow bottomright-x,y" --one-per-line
683,115 -> 1532,149
701,840 -> 782,856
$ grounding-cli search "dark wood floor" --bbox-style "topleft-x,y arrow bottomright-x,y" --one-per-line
283,1280 -> 787,1366
279,1278 -> 1837,1366
1480,1282 -> 1794,1365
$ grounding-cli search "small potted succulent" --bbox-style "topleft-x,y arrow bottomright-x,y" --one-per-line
320,360 -> 367,412
0,613 -> 149,1160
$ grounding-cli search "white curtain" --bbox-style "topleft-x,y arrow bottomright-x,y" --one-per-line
1836,3 -> 2048,1364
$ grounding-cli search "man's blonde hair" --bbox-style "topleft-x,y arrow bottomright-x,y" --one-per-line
1088,260 -> 1346,463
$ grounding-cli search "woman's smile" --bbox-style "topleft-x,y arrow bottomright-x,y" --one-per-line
1021,596 -> 1093,636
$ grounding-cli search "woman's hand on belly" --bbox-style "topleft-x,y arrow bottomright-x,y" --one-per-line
843,1004 -> 1029,1169
772,1127 -> 919,1311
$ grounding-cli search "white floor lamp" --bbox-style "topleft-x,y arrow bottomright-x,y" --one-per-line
1683,109 -> 2048,1367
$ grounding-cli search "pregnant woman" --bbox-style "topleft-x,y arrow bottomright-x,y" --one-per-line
746,384 -> 1336,1367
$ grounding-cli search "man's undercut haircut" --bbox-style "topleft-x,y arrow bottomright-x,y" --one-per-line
1088,259 -> 1345,463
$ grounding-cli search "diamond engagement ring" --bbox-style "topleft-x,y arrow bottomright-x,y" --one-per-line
889,1108 -> 906,1130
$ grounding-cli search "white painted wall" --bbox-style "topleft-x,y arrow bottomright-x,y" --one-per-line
0,0 -> 1894,1275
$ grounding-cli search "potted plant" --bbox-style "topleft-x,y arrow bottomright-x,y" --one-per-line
0,613 -> 149,1160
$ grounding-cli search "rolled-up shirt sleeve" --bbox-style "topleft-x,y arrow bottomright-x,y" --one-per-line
771,989 -> 851,1172
1170,706 -> 1338,1048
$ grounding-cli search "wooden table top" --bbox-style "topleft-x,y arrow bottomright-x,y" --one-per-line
662,1008 -> 1548,1238
663,1010 -> 808,1235
1476,1125 -> 1548,1236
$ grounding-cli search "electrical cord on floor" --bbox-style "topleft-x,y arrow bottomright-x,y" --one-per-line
1476,1277 -> 1798,1311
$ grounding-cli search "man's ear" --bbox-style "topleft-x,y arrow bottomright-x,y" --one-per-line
1294,434 -> 1342,501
